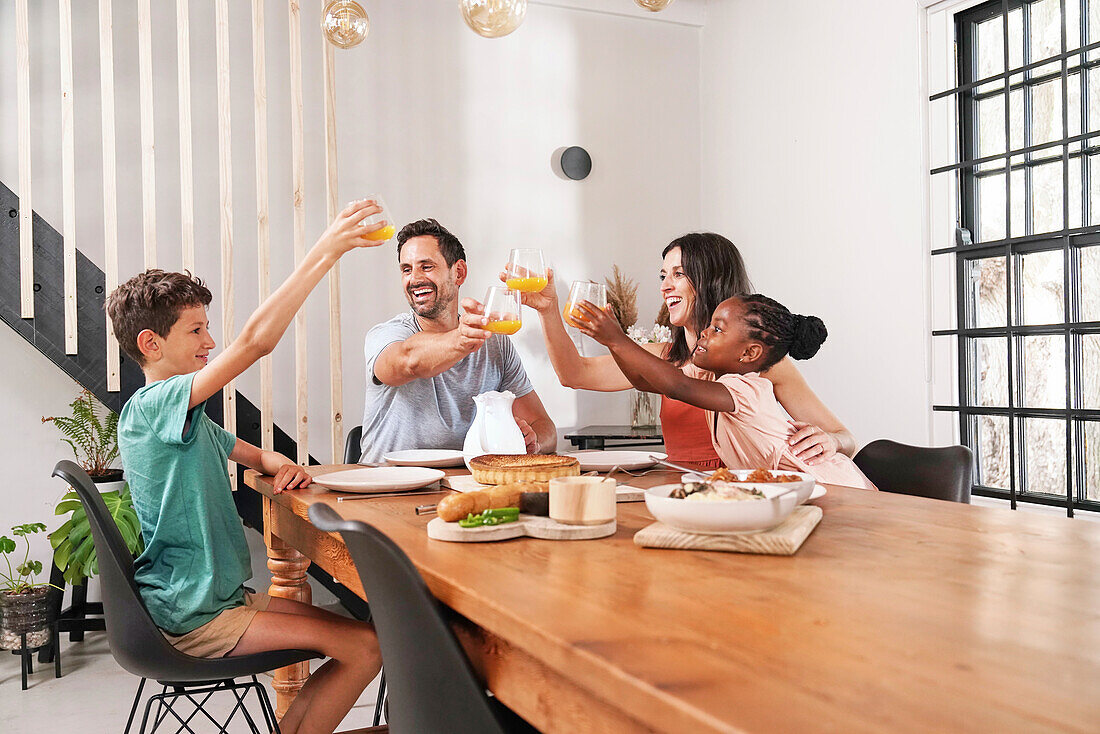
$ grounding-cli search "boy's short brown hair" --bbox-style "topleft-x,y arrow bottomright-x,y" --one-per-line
106,270 -> 212,366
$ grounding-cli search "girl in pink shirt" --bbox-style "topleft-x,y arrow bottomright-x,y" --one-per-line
575,294 -> 874,490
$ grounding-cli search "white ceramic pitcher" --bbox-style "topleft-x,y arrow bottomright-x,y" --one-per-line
463,390 -> 526,468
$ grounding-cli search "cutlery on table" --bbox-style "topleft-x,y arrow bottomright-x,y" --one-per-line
336,487 -> 449,502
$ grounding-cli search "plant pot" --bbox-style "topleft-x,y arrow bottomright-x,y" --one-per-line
0,587 -> 51,650
630,389 -> 659,428
91,469 -> 125,494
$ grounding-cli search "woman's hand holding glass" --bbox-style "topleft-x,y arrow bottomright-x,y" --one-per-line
498,266 -> 559,313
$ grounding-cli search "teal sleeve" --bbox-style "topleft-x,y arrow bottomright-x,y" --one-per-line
134,374 -> 197,446
208,415 -> 238,457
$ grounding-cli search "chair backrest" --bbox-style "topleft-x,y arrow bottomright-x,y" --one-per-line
344,425 -> 364,464
308,503 -> 507,734
853,440 -> 974,503
51,460 -> 199,679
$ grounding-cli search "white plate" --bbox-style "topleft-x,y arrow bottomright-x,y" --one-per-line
808,485 -> 826,501
312,466 -> 446,493
382,449 -> 466,468
564,451 -> 667,472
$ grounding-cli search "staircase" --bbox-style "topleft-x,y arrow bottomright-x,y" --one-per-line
0,181 -> 367,616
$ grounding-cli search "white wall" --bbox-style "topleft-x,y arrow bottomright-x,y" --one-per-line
700,0 -> 931,446
0,0 -> 703,477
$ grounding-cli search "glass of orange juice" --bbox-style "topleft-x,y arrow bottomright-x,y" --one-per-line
505,249 -> 548,293
361,194 -> 396,242
482,287 -> 522,335
562,281 -> 607,328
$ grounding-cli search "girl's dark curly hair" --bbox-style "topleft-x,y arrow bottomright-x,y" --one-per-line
740,294 -> 828,371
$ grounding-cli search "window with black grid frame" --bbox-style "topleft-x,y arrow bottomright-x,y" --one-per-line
932,0 -> 1100,515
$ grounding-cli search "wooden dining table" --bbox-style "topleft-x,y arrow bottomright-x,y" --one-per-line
244,465 -> 1100,733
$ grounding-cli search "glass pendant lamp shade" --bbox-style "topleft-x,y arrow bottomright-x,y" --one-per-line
459,0 -> 527,39
634,0 -> 675,11
322,0 -> 370,49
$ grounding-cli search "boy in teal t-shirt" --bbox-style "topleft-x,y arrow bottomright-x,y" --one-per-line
109,200 -> 389,734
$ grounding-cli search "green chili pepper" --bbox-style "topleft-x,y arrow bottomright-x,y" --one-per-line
458,507 -> 520,528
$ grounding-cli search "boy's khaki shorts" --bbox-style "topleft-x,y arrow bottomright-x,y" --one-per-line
162,591 -> 271,658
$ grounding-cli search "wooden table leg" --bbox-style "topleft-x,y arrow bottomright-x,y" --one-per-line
264,498 -> 313,720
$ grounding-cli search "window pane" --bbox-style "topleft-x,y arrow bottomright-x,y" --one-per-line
975,414 -> 1012,489
1030,79 -> 1064,146
1031,161 -> 1065,233
1023,417 -> 1067,496
1082,421 -> 1100,501
1021,334 -> 1066,408
977,16 -> 1004,80
1019,249 -> 1065,324
1011,163 -> 1026,236
1069,71 -> 1083,138
1069,155 -> 1083,229
1029,0 -> 1063,65
979,173 -> 1007,241
1081,245 -> 1100,320
1010,87 -> 1024,150
1089,68 -> 1100,132
978,95 -> 1006,157
968,256 -> 1008,327
1082,333 -> 1100,409
1068,0 -> 1083,53
971,337 -> 1009,407
1009,8 -> 1024,70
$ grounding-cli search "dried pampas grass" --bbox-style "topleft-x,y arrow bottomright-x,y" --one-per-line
605,265 -> 638,330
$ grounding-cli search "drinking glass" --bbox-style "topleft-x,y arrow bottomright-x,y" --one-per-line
505,249 -> 548,293
482,287 -> 522,335
562,281 -> 608,328
360,195 -> 396,242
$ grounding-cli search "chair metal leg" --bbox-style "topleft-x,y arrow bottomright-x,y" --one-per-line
124,678 -> 147,734
52,621 -> 61,678
372,669 -> 387,726
19,633 -> 29,690
252,675 -> 281,734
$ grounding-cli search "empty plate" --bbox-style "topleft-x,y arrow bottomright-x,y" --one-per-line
312,466 -> 446,493
564,451 -> 667,472
382,449 -> 466,468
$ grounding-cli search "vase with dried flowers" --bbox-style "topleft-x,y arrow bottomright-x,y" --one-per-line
604,266 -> 671,427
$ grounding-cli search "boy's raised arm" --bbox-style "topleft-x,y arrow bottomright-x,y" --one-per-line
190,199 -> 386,409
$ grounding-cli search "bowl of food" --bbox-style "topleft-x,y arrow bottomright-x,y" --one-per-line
645,468 -> 815,535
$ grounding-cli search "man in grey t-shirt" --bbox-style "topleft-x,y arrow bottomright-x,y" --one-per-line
359,218 -> 556,463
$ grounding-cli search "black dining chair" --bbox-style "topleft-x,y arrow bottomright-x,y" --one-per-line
308,503 -> 535,734
52,460 -> 322,734
853,439 -> 975,503
344,425 -> 364,464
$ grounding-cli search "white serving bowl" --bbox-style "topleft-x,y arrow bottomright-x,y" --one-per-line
678,470 -> 816,505
647,471 -> 816,535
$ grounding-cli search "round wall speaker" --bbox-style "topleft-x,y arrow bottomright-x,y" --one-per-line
552,146 -> 592,181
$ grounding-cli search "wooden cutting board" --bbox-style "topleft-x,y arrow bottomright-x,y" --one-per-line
633,505 -> 822,556
427,514 -> 616,543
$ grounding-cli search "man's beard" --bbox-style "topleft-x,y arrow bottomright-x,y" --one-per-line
407,283 -> 455,320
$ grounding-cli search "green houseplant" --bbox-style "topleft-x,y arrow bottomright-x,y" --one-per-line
0,523 -> 58,649
42,389 -> 143,586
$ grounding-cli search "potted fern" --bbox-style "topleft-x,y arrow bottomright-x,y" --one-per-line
42,390 -> 143,586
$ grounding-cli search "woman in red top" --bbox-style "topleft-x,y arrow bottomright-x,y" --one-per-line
515,233 -> 856,468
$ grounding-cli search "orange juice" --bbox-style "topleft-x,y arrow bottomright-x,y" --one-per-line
505,276 -> 548,293
366,224 -> 396,241
484,319 -> 522,335
563,304 -> 584,327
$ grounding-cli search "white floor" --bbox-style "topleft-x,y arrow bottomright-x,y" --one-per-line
0,527 -> 383,733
